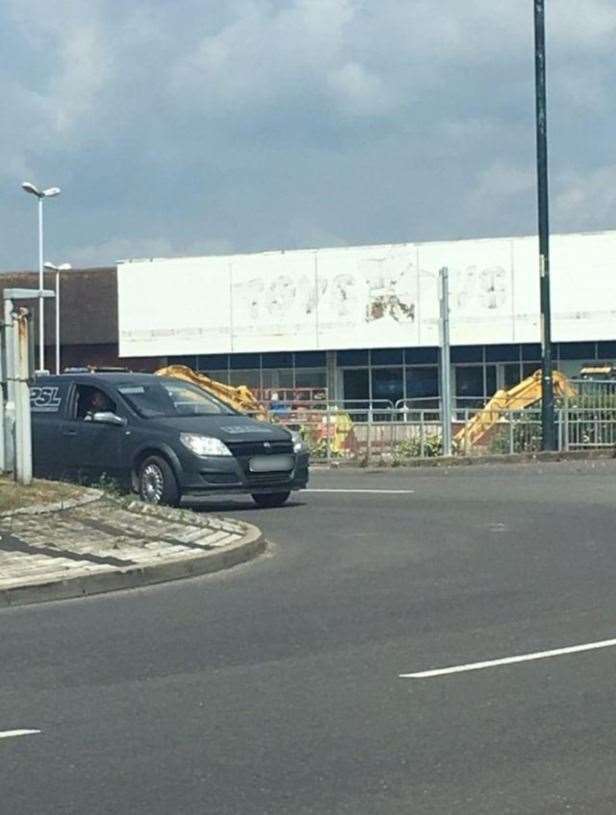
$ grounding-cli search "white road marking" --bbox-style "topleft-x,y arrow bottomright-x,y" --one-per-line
0,729 -> 41,740
305,489 -> 415,494
400,637 -> 616,679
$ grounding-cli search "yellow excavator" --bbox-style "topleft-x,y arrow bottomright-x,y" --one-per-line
155,364 -> 270,420
454,369 -> 576,447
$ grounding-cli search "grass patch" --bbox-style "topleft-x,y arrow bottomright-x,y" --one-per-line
0,476 -> 85,513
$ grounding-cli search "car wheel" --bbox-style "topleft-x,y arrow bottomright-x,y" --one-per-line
139,455 -> 180,507
251,491 -> 291,508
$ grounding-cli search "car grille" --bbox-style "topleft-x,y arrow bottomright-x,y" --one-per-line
226,440 -> 295,483
226,440 -> 293,457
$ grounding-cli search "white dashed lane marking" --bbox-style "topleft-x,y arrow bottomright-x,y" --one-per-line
400,637 -> 616,679
304,489 -> 415,494
0,730 -> 41,740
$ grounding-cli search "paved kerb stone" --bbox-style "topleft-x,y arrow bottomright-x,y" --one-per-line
0,493 -> 265,607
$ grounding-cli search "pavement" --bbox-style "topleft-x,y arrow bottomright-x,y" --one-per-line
0,490 -> 264,606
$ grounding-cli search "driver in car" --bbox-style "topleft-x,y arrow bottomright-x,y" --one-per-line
84,390 -> 112,421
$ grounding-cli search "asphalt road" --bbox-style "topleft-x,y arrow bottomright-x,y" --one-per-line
2,460 -> 616,814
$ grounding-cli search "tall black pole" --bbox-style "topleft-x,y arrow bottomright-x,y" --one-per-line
534,0 -> 556,450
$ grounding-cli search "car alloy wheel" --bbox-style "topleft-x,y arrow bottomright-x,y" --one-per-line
141,462 -> 165,504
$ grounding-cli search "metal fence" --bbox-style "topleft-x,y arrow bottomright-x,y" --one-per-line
266,378 -> 616,462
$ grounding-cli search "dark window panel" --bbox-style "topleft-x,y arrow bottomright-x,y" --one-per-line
504,363 -> 523,389
262,352 -> 293,368
371,368 -> 403,404
455,365 -> 486,410
521,343 -> 542,361
455,366 -> 485,397
196,354 -> 228,371
343,368 -> 370,409
338,349 -> 369,366
557,342 -> 596,360
522,362 -> 541,379
168,355 -> 198,368
371,348 -> 403,365
406,366 -> 439,399
451,345 -> 483,363
485,344 -> 519,362
485,365 -> 497,397
230,353 -> 260,370
294,351 -> 326,367
404,347 -> 438,364
597,342 -> 616,360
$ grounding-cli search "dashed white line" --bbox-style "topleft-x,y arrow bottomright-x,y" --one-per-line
400,637 -> 616,679
0,729 -> 41,740
304,489 -> 415,494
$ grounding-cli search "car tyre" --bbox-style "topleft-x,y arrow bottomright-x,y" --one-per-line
251,491 -> 291,508
138,455 -> 180,507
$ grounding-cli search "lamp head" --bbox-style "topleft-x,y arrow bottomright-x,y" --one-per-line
21,181 -> 42,197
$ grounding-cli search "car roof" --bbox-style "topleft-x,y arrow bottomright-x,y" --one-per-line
35,372 -> 163,387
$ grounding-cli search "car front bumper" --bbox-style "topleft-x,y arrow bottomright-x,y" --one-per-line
176,451 -> 309,495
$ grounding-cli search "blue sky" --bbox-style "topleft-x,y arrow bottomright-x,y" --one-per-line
3,0 -> 616,271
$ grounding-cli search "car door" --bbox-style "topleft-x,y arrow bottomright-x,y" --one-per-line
30,379 -> 71,479
64,383 -> 128,484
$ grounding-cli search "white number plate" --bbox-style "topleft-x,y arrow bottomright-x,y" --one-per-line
249,455 -> 293,473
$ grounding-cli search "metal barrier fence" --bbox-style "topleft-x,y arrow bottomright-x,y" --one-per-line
267,379 -> 616,462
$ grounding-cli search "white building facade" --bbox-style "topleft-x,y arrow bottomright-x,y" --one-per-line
118,230 -> 616,408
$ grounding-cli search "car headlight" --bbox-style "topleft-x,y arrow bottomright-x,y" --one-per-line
180,433 -> 233,457
290,431 -> 305,454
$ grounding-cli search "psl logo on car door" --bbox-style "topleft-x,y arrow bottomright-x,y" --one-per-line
30,386 -> 62,412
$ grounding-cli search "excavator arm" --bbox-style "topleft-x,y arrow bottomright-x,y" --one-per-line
155,364 -> 269,420
454,369 -> 575,447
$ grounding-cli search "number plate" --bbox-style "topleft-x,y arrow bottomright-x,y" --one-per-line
249,454 -> 293,473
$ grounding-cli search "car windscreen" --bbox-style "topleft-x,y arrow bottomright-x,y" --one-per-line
116,381 -> 236,418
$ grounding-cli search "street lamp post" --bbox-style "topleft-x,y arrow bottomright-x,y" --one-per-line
44,262 -> 71,374
533,0 -> 556,450
21,182 -> 61,372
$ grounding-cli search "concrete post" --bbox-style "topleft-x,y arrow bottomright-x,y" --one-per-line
2,288 -> 54,482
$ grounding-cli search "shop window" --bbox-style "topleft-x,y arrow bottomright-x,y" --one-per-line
371,348 -> 403,365
371,368 -> 403,405
485,344 -> 519,362
557,342 -> 596,361
485,365 -> 497,398
451,345 -> 483,363
522,362 -> 541,379
201,369 -> 229,384
294,369 -> 326,389
169,355 -> 198,368
338,349 -> 369,366
294,351 -> 326,367
197,354 -> 228,371
260,369 -> 294,392
406,366 -> 439,403
262,352 -> 293,368
521,344 -> 541,361
229,369 -> 260,388
597,342 -> 616,360
405,347 -> 438,364
504,363 -> 523,389
230,353 -> 260,370
343,369 -> 369,409
455,366 -> 484,408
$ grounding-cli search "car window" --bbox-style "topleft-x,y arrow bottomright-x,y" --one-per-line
117,380 -> 235,418
75,385 -> 117,421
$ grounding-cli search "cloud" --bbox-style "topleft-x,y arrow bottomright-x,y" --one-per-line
2,0 -> 616,272
553,165 -> 616,229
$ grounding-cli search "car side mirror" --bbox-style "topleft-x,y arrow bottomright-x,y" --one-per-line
92,411 -> 126,427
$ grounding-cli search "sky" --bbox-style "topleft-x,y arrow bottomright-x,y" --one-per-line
2,0 -> 616,271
